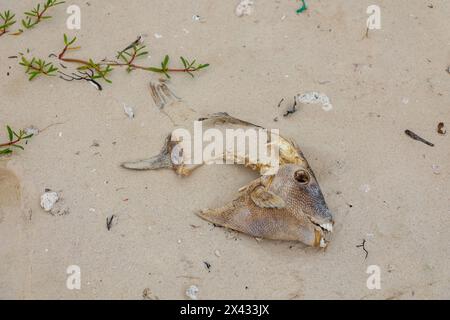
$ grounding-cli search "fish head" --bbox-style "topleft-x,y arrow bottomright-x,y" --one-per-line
271,164 -> 334,247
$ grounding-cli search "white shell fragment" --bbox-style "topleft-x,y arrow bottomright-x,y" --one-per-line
235,0 -> 254,17
431,164 -> 440,175
40,191 -> 59,212
185,285 -> 199,300
296,92 -> 333,111
123,104 -> 135,119
360,184 -> 371,193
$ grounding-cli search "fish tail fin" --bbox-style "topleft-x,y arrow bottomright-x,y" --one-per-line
121,153 -> 172,171
121,134 -> 173,171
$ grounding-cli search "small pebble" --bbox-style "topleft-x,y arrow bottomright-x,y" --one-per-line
437,122 -> 446,135
123,104 -> 135,119
235,0 -> 254,17
431,164 -> 440,175
297,91 -> 333,111
185,285 -> 199,300
40,191 -> 59,212
91,140 -> 100,147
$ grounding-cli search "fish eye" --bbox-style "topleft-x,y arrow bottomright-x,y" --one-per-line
294,169 -> 310,184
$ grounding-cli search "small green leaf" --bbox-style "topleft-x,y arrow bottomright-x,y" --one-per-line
197,63 -> 210,69
162,55 -> 169,69
7,126 -> 13,141
180,56 -> 187,68
136,51 -> 148,58
0,149 -> 13,155
68,36 -> 76,45
11,144 -> 24,150
28,72 -> 39,81
147,67 -> 163,73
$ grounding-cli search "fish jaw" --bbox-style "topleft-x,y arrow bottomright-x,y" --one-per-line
310,211 -> 334,231
306,203 -> 334,248
309,215 -> 334,248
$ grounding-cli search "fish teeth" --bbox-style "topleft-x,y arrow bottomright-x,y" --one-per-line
320,223 -> 333,232
319,238 -> 327,248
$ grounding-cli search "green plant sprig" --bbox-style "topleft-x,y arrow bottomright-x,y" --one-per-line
78,59 -> 114,83
0,126 -> 33,155
116,43 -> 149,73
19,56 -> 59,80
58,34 -> 209,83
146,55 -> 210,78
0,10 -> 16,36
58,34 -> 114,83
21,0 -> 65,30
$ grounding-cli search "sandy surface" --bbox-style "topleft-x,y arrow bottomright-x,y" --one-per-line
0,0 -> 449,299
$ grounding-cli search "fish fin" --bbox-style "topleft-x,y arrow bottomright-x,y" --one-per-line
121,154 -> 172,171
197,208 -> 229,227
196,194 -> 247,228
121,134 -> 173,171
197,199 -> 290,240
250,185 -> 285,209
199,112 -> 263,128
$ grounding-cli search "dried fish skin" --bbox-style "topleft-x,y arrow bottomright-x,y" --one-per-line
121,113 -> 334,247
198,164 -> 334,247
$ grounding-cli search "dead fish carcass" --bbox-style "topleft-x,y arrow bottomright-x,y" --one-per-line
121,113 -> 334,248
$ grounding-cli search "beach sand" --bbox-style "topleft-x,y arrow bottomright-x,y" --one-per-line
0,0 -> 449,299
